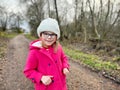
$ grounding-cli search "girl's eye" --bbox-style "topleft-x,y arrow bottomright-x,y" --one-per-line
43,32 -> 57,36
44,33 -> 48,35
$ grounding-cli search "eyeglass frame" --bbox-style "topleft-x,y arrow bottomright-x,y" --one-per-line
41,32 -> 57,39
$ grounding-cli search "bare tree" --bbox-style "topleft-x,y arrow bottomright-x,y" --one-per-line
87,0 -> 100,39
47,0 -> 51,17
98,0 -> 120,39
20,0 -> 45,36
108,10 -> 120,35
74,0 -> 78,31
102,0 -> 111,38
54,0 -> 63,40
81,1 -> 87,43
0,6 -> 8,31
9,12 -> 23,33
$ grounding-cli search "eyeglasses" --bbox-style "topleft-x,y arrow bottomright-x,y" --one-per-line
42,32 -> 57,39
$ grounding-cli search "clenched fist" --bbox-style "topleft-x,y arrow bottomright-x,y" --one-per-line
63,68 -> 69,75
41,75 -> 53,85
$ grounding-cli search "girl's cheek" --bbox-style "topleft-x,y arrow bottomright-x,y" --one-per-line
39,37 -> 43,40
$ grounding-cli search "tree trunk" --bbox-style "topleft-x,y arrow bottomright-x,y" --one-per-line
75,0 -> 78,31
47,0 -> 51,17
54,0 -> 63,40
87,0 -> 100,39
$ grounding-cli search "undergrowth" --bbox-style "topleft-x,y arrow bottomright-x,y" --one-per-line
63,47 -> 120,72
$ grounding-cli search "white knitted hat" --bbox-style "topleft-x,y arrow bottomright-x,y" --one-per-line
37,18 -> 60,39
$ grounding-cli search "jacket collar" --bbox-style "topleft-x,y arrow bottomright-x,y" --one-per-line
32,41 -> 42,48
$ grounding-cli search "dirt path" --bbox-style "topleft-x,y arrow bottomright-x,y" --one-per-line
2,35 -> 120,90
3,35 -> 34,90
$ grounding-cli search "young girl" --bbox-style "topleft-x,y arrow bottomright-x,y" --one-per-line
23,18 -> 70,90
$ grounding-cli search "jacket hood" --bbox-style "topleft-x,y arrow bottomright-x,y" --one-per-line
29,40 -> 42,50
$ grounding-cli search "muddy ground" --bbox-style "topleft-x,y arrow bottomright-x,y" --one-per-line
0,35 -> 120,90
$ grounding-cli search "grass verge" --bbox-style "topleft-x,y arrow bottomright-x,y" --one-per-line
0,31 -> 18,38
24,34 -> 37,40
63,47 -> 120,72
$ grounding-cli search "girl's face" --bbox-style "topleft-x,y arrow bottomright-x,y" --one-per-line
40,31 -> 57,48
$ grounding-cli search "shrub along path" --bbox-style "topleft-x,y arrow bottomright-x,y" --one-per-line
0,34 -> 120,90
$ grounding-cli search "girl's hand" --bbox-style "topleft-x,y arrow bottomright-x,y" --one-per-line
41,75 -> 53,85
63,68 -> 69,75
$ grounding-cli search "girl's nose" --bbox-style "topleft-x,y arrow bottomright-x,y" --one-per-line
48,35 -> 52,39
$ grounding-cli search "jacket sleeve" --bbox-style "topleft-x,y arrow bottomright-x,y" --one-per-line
60,46 -> 70,69
23,50 -> 43,84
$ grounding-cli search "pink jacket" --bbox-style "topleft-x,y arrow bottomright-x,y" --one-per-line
23,40 -> 69,90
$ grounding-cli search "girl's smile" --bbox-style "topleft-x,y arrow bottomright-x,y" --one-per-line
41,31 -> 57,48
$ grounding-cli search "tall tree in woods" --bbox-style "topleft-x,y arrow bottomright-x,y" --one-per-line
9,13 -> 23,33
102,0 -> 120,39
0,4 -> 23,33
81,1 -> 87,43
74,0 -> 78,31
96,0 -> 120,40
87,0 -> 100,39
20,0 -> 45,37
0,6 -> 8,31
73,0 -> 88,42
102,0 -> 111,38
47,0 -> 51,17
54,0 -> 63,40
